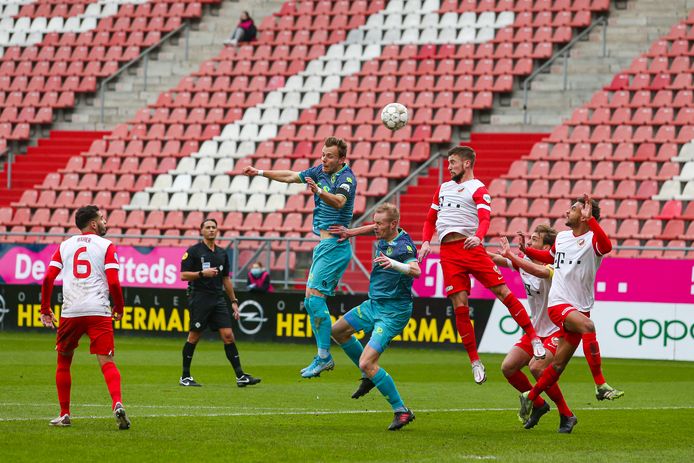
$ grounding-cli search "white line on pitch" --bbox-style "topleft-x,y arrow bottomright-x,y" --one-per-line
1,405 -> 693,422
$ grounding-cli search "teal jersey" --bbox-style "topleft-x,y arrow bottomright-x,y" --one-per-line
368,229 -> 417,302
299,164 -> 357,235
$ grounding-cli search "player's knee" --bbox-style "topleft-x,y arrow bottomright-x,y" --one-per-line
359,359 -> 377,376
500,360 -> 516,378
583,319 -> 595,333
529,362 -> 544,378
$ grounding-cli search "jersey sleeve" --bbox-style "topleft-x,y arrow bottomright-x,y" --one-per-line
181,248 -> 196,272
334,172 -> 356,200
221,251 -> 231,277
397,240 -> 418,264
588,217 -> 613,256
298,165 -> 320,184
49,246 -> 63,270
472,186 -> 492,213
429,185 -> 441,211
104,244 -> 120,271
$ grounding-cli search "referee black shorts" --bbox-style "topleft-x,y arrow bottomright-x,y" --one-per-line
188,293 -> 233,332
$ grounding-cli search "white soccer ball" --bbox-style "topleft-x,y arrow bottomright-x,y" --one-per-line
381,102 -> 408,131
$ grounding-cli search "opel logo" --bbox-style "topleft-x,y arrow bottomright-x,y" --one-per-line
237,300 -> 267,335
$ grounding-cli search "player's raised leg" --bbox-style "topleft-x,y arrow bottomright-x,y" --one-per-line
582,327 -> 624,401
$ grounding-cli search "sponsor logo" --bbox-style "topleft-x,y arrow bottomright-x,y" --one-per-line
614,317 -> 694,346
340,183 -> 351,193
446,285 -> 454,292
0,295 -> 8,324
237,300 -> 268,335
483,194 -> 491,203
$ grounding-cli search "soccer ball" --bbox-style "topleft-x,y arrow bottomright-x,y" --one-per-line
381,102 -> 408,131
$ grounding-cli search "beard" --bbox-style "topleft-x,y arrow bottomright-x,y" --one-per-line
451,172 -> 463,183
98,224 -> 107,236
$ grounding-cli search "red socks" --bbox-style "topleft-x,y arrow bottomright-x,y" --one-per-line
100,362 -> 123,410
507,370 -> 545,407
582,332 -> 606,385
56,354 -> 73,416
454,306 -> 479,363
546,383 -> 573,417
502,294 -> 538,339
528,365 -> 561,401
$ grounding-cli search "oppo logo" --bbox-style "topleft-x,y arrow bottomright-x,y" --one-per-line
614,318 -> 694,346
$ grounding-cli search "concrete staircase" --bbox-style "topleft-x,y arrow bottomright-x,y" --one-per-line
477,0 -> 694,133
53,0 -> 284,131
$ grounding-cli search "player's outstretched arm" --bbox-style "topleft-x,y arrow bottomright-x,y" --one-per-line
500,237 -> 551,279
488,251 -> 511,268
583,194 -> 613,256
243,166 -> 301,184
327,224 -> 376,241
419,206 -> 438,262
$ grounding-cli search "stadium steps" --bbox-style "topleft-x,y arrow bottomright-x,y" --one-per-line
52,0 -> 284,131
477,0 -> 694,133
0,130 -> 109,206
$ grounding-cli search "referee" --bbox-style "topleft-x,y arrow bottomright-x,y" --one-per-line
179,218 -> 260,388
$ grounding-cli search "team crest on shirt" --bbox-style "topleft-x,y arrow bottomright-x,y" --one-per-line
457,187 -> 465,192
483,194 -> 491,203
578,239 -> 586,247
386,247 -> 393,256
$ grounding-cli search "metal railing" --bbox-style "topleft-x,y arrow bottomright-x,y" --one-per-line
99,21 -> 190,123
522,16 -> 608,124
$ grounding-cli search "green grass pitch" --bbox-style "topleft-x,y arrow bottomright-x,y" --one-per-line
1,332 -> 693,462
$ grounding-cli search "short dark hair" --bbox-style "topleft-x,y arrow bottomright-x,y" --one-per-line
574,197 -> 601,221
75,205 -> 100,230
448,145 -> 476,168
324,136 -> 348,158
534,224 -> 558,247
200,218 -> 218,229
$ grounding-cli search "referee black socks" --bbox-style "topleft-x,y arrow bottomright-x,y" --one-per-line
224,342 -> 244,378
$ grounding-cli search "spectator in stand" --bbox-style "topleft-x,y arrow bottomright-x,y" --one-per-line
247,261 -> 273,293
224,11 -> 257,46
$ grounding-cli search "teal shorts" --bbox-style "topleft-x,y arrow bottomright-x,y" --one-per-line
343,299 -> 413,353
307,238 -> 352,297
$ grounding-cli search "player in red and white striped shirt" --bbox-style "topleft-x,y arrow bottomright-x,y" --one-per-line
418,146 -> 546,385
518,195 -> 617,433
40,205 -> 130,430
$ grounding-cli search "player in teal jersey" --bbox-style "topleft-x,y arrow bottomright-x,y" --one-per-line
243,137 -> 357,378
328,203 -> 420,430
